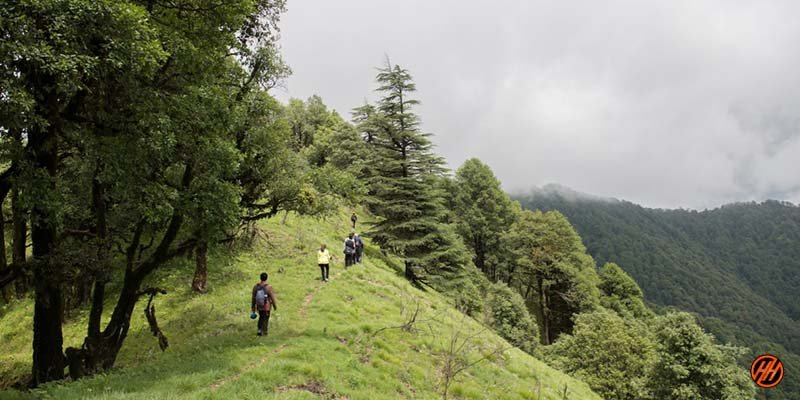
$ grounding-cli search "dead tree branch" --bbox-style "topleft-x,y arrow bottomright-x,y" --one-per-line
139,288 -> 169,351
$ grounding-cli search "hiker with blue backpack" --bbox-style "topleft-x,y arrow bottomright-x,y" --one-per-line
251,272 -> 277,336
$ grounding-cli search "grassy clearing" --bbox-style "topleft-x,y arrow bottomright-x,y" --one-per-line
0,208 -> 599,400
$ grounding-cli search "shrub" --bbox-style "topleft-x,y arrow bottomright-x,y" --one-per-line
484,282 -> 537,352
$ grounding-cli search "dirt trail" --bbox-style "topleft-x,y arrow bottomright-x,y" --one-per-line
209,344 -> 286,391
210,267 -> 347,391
299,268 -> 345,318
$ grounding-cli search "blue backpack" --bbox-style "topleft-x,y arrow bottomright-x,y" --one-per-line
255,284 -> 271,310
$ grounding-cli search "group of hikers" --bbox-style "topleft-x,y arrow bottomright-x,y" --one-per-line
316,231 -> 364,281
250,212 -> 365,336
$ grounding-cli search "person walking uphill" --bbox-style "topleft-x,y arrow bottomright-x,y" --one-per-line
251,272 -> 277,336
344,233 -> 356,268
354,233 -> 364,264
318,244 -> 331,282
351,212 -> 357,229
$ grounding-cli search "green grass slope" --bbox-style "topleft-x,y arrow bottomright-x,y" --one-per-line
0,209 -> 599,400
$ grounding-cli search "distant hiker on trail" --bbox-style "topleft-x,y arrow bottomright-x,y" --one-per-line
251,272 -> 277,336
318,244 -> 331,282
351,212 -> 358,229
344,233 -> 356,267
354,233 -> 364,264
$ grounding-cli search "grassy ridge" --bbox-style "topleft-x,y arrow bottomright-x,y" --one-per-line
0,209 -> 599,400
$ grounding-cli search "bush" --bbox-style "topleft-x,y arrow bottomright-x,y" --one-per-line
545,310 -> 656,400
484,282 -> 537,352
453,279 -> 483,317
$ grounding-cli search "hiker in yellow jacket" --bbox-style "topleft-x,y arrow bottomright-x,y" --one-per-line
317,244 -> 332,282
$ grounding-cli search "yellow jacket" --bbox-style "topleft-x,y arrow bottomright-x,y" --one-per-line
317,249 -> 331,264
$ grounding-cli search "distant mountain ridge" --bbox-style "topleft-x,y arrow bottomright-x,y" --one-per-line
518,183 -> 620,204
514,186 -> 800,399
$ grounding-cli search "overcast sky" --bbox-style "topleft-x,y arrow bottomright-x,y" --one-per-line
274,0 -> 800,209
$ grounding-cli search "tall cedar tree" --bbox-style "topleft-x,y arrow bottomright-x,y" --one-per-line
360,63 -> 469,286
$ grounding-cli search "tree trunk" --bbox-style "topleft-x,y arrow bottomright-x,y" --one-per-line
88,162 -> 109,337
72,274 -> 94,308
0,204 -> 10,303
472,236 -> 485,275
31,272 -> 65,386
12,187 -> 27,298
65,282 -> 122,380
66,163 -> 192,380
66,167 -> 116,380
281,210 -> 289,225
30,208 -> 65,386
505,262 -> 516,287
29,97 -> 65,387
103,271 -> 146,365
404,259 -> 417,283
192,241 -> 208,293
66,270 -> 142,379
537,276 -> 550,345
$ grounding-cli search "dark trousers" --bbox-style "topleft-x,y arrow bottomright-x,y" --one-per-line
319,263 -> 329,280
356,251 -> 363,263
345,253 -> 354,267
257,310 -> 271,335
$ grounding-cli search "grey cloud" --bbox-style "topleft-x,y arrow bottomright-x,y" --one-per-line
275,0 -> 800,209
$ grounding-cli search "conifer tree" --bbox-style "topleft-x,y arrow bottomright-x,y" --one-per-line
359,62 -> 468,287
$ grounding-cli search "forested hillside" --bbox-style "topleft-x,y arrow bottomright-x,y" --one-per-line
516,184 -> 800,399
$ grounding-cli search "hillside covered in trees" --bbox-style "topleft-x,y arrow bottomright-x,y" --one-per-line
0,1 -> 759,399
516,184 -> 800,399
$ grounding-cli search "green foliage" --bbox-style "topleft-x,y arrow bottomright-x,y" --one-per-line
451,272 -> 484,317
517,190 -> 800,398
236,94 -> 366,220
649,312 -> 754,400
357,62 -> 469,288
504,209 -> 600,344
548,310 -> 754,400
483,281 -> 538,353
599,262 -> 651,318
1,0 -> 300,383
451,158 -> 519,281
547,310 -> 656,400
286,95 -> 330,150
309,165 -> 367,204
306,109 -> 371,178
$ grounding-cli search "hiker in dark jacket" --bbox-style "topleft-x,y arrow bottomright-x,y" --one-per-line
351,212 -> 357,229
344,233 -> 356,267
354,233 -> 364,264
251,272 -> 277,336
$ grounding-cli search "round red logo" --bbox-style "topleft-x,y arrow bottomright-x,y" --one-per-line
750,354 -> 784,389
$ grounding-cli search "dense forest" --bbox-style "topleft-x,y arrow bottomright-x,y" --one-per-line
516,184 -> 799,399
0,1 -> 761,399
